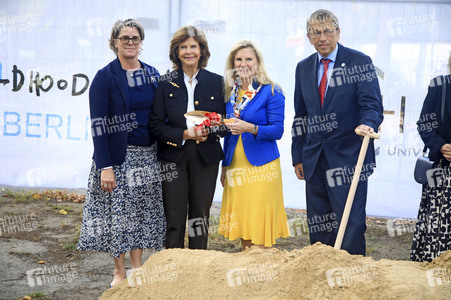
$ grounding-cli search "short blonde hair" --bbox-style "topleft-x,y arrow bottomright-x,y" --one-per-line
109,19 -> 145,55
224,40 -> 281,101
169,25 -> 210,70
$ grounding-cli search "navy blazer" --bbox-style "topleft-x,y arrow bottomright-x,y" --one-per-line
89,58 -> 160,169
149,68 -> 226,165
223,83 -> 285,166
417,75 -> 451,163
291,43 -> 384,182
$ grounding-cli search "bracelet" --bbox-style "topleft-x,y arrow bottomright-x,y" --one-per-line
250,124 -> 258,135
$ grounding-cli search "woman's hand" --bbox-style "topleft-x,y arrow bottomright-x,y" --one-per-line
183,126 -> 209,142
101,168 -> 117,193
225,118 -> 254,135
440,143 -> 451,161
220,166 -> 227,187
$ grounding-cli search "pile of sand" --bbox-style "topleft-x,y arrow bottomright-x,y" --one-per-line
100,243 -> 451,299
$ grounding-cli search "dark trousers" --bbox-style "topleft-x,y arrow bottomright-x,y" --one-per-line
305,151 -> 368,255
162,140 -> 219,249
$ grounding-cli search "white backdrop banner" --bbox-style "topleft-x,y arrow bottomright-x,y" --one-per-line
1,0 -> 450,218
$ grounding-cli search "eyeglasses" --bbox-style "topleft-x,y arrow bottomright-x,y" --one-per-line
117,36 -> 142,45
309,29 -> 337,39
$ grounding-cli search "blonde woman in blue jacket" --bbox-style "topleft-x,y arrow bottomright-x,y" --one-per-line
219,40 -> 289,250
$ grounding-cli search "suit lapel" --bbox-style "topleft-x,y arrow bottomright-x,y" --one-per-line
323,43 -> 346,111
307,54 -> 321,114
112,58 -> 129,109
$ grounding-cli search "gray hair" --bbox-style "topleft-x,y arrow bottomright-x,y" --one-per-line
306,9 -> 339,34
109,19 -> 145,55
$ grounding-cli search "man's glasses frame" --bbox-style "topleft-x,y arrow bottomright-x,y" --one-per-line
309,28 -> 337,39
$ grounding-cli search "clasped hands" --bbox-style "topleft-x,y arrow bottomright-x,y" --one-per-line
183,114 -> 223,142
224,118 -> 254,135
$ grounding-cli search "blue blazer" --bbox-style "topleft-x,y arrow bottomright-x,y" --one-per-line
291,43 -> 384,181
89,58 -> 160,169
417,75 -> 451,163
223,83 -> 285,167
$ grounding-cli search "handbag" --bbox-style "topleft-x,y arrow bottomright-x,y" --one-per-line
414,147 -> 434,184
414,75 -> 446,184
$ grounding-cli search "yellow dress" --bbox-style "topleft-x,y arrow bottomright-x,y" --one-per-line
218,134 -> 290,247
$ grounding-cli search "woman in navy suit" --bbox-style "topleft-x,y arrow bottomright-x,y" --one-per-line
149,25 -> 226,249
77,19 -> 166,287
218,40 -> 289,250
411,54 -> 451,262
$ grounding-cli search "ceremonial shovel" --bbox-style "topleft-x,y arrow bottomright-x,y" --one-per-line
334,129 -> 380,250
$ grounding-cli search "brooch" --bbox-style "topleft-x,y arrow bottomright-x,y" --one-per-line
170,82 -> 179,88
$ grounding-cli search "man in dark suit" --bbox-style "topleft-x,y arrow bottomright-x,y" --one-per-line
291,9 -> 383,255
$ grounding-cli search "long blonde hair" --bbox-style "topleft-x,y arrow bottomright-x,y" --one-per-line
224,40 -> 281,101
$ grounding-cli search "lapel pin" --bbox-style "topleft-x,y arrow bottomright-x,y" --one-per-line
170,82 -> 179,88
341,63 -> 345,67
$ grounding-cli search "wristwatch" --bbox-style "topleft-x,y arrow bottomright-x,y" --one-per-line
250,124 -> 258,135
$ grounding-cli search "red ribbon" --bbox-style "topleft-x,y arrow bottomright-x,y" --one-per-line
195,112 -> 220,130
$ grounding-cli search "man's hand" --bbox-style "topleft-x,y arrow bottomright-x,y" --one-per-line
441,144 -> 451,161
355,124 -> 374,135
294,163 -> 304,180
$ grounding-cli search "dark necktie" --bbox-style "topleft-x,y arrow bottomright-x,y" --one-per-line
319,58 -> 331,108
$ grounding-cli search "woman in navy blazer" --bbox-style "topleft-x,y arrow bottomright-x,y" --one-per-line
218,40 -> 289,250
77,19 -> 166,287
149,25 -> 226,250
411,55 -> 451,262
